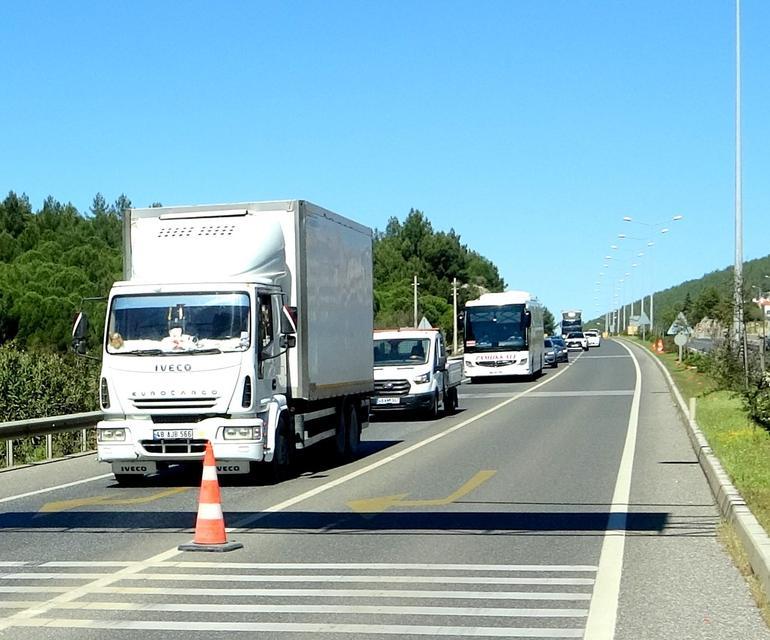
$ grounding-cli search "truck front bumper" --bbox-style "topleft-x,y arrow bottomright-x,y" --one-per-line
96,417 -> 265,465
370,391 -> 434,412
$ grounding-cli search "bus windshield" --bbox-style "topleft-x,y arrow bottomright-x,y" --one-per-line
464,304 -> 528,352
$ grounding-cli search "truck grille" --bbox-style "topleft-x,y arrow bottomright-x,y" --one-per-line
141,439 -> 208,455
374,379 -> 411,396
131,397 -> 218,410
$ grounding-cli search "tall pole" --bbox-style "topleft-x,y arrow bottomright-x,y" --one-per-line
734,0 -> 745,357
452,277 -> 458,353
413,274 -> 418,328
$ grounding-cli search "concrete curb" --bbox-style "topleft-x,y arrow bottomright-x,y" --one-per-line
622,338 -> 770,598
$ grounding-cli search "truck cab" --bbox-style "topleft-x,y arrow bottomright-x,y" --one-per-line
371,329 -> 462,418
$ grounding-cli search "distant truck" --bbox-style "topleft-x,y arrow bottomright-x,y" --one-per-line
561,309 -> 583,338
371,329 -> 462,417
73,200 -> 373,484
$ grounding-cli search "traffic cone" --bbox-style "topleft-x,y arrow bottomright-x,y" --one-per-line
656,338 -> 664,354
178,441 -> 243,552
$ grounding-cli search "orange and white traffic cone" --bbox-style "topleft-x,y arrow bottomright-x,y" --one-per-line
178,441 -> 243,552
656,338 -> 664,354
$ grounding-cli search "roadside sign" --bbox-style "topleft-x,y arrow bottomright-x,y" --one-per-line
635,312 -> 650,327
667,312 -> 692,336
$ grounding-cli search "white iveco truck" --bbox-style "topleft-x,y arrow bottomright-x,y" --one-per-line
462,291 -> 544,381
73,200 -> 373,484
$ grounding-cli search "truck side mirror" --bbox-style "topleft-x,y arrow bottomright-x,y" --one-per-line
72,312 -> 89,355
436,355 -> 447,371
280,334 -> 296,349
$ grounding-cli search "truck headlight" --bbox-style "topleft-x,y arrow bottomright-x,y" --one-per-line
413,372 -> 430,384
98,428 -> 126,442
223,426 -> 261,440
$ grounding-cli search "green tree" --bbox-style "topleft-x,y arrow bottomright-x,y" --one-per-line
543,308 -> 556,335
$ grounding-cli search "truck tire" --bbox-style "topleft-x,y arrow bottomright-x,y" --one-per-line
345,405 -> 360,458
264,416 -> 293,484
333,403 -> 348,461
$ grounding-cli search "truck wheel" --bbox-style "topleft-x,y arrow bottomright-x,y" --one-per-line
265,417 -> 293,484
333,404 -> 348,461
345,405 -> 360,458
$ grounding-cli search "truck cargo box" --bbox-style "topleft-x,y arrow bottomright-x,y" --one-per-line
123,200 -> 373,401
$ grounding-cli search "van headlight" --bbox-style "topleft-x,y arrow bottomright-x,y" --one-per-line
413,372 -> 431,384
98,428 -> 126,442
223,426 -> 262,440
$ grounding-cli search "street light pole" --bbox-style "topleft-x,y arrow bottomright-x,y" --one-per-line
413,274 -> 419,328
452,277 -> 458,353
734,0 -> 746,383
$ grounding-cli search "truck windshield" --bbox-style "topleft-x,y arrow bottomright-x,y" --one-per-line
464,304 -> 527,352
106,292 -> 250,355
373,338 -> 431,366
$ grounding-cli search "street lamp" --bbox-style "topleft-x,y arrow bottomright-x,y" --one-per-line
619,216 -> 683,334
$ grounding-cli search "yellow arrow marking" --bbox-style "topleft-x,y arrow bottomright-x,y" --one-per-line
347,470 -> 496,514
39,487 -> 189,513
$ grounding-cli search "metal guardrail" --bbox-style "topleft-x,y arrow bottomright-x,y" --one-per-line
0,411 -> 102,469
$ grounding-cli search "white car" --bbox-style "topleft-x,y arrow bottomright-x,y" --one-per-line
584,330 -> 601,347
565,331 -> 588,351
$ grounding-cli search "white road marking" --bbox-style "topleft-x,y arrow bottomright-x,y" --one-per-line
3,601 -> 590,618
462,391 -> 633,399
0,571 -> 595,586
0,473 -> 112,505
11,618 -> 587,637
40,561 -> 597,571
1,362 -> 578,631
583,340 -> 642,639
0,585 -> 594,601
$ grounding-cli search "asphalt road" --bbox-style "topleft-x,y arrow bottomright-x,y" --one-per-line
0,340 -> 767,639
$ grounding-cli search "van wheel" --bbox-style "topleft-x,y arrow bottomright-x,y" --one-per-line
444,388 -> 458,414
425,393 -> 439,420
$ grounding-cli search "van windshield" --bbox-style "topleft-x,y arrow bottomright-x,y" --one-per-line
374,338 -> 431,366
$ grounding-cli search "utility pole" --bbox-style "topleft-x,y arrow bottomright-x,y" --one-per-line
413,274 -> 419,328
452,277 -> 458,353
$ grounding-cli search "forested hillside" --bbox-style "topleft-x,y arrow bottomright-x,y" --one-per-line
0,191 -> 126,351
590,254 -> 770,333
0,194 -> 506,354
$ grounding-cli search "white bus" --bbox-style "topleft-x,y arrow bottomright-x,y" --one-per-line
463,291 -> 544,381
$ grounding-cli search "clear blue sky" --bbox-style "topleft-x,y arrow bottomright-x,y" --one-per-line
2,1 -> 768,320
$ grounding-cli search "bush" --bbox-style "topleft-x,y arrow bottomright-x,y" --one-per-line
0,344 -> 99,422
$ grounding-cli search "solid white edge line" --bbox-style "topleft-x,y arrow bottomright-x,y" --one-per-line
583,339 -> 642,639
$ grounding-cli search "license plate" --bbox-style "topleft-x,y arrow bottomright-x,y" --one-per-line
153,429 -> 193,440
375,397 -> 400,405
